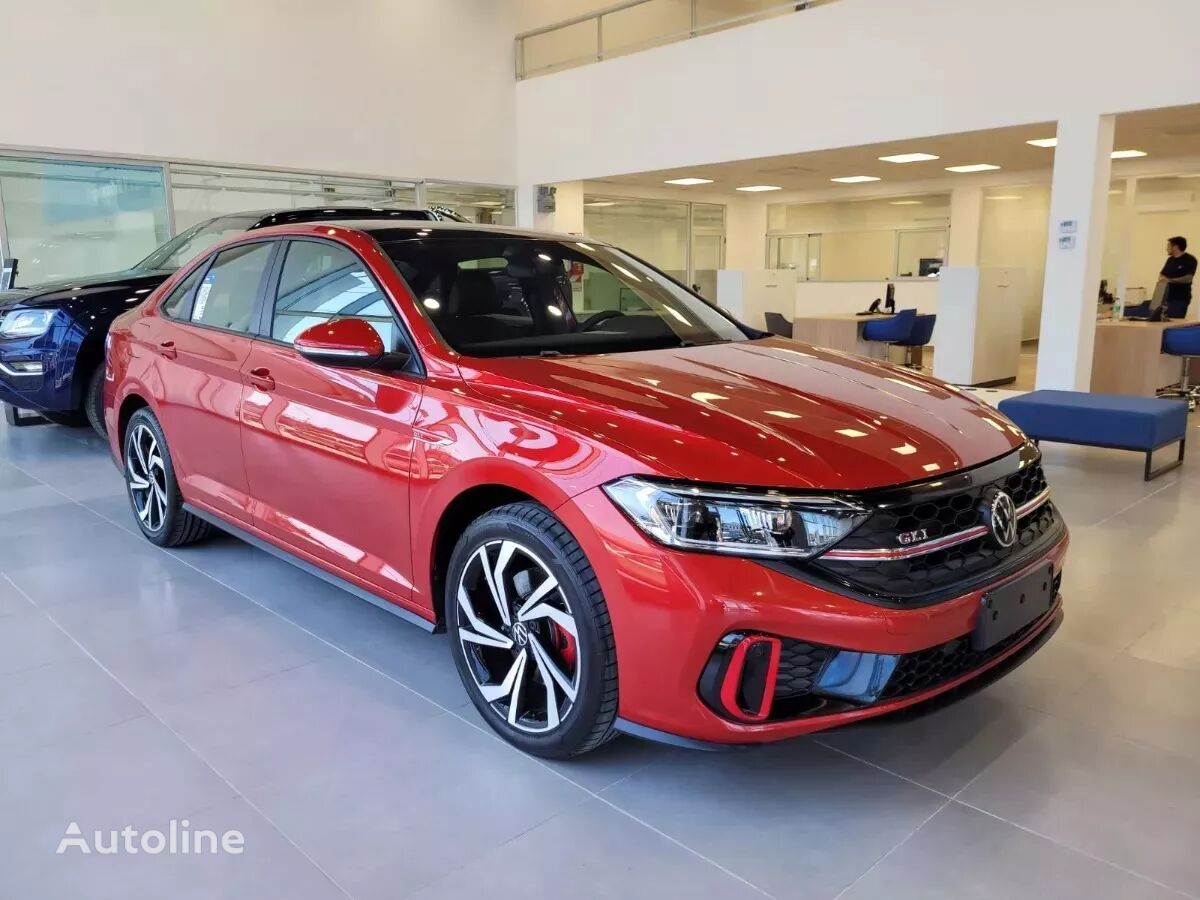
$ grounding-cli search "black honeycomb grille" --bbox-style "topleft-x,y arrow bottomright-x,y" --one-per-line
814,462 -> 1057,603
773,640 -> 833,700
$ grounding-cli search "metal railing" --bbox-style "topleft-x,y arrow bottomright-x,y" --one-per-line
516,0 -> 837,79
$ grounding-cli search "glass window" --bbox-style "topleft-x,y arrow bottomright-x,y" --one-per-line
272,240 -> 401,349
190,243 -> 273,333
135,214 -> 260,272
425,184 -> 515,225
383,236 -> 748,357
0,156 -> 170,284
160,265 -> 205,320
168,164 -> 418,231
895,229 -> 947,278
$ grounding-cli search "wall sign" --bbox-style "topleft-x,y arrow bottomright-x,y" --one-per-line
1058,219 -> 1078,235
1058,234 -> 1076,250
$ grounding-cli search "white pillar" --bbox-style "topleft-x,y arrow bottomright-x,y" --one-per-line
1113,177 -> 1137,305
515,183 -> 537,229
948,186 -> 983,267
1035,112 -> 1115,391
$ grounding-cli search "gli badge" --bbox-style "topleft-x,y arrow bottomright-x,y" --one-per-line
897,528 -> 929,546
980,488 -> 1018,549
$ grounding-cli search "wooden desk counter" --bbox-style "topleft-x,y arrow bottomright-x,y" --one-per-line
1091,319 -> 1193,397
790,314 -> 897,362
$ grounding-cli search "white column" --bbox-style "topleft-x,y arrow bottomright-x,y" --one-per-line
1113,177 -> 1137,305
515,183 -> 537,229
948,186 -> 983,267
1035,112 -> 1115,391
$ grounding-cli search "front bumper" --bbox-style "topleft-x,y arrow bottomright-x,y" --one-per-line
0,333 -> 77,413
557,486 -> 1069,746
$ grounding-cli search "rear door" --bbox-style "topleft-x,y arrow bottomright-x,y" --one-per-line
239,237 -> 424,605
148,240 -> 278,524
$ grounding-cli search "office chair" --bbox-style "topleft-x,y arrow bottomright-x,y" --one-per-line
1122,300 -> 1151,320
1159,325 -> 1200,411
764,312 -> 793,338
861,308 -> 917,360
894,314 -> 936,369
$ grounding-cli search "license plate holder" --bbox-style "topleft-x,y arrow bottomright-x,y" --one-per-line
972,564 -> 1055,651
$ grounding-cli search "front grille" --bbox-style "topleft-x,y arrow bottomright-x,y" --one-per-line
813,459 -> 1059,604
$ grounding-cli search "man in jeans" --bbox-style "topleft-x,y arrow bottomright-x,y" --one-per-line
1160,236 -> 1197,319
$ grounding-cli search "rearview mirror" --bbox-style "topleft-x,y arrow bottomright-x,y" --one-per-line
294,318 -> 386,367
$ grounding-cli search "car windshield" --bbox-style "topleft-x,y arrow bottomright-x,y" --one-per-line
381,236 -> 749,357
134,215 -> 260,271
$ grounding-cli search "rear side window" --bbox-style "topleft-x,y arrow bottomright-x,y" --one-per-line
271,240 -> 402,350
160,266 -> 204,319
189,243 -> 273,333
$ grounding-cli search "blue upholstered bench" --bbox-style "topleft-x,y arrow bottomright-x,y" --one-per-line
998,390 -> 1188,481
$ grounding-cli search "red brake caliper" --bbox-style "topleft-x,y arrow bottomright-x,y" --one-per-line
549,621 -> 577,671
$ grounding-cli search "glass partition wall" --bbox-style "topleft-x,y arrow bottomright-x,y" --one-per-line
582,195 -> 726,299
766,193 -> 950,280
0,149 -> 515,288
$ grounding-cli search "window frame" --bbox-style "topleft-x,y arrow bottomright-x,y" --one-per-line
256,237 -> 424,377
155,238 -> 281,338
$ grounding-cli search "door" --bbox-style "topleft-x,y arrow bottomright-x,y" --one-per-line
149,240 -> 277,523
239,238 -> 423,604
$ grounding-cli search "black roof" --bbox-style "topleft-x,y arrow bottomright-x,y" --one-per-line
298,219 -> 583,243
246,207 -> 435,229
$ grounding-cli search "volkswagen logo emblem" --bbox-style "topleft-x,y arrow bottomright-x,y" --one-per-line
512,622 -> 530,647
981,489 -> 1018,549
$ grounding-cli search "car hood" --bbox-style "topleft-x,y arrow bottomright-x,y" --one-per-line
461,337 -> 1024,492
0,268 -> 173,314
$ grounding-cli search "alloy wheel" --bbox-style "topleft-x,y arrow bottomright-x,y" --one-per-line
126,422 -> 168,533
456,539 -> 580,733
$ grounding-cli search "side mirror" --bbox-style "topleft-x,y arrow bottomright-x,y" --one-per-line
294,318 -> 386,367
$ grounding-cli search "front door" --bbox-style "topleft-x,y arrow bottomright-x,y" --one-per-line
149,240 -> 277,524
239,238 -> 423,607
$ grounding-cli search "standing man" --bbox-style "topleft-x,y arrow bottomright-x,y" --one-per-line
1159,236 -> 1196,319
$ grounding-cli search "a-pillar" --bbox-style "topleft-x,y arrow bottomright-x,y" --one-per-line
1035,112 -> 1115,391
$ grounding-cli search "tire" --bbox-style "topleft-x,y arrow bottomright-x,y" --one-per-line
85,364 -> 106,437
446,501 -> 618,759
122,408 -> 212,547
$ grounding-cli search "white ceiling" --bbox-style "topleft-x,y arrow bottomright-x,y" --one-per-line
592,105 -> 1200,196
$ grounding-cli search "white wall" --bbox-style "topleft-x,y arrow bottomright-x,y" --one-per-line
516,0 -> 1200,185
1,0 -> 516,184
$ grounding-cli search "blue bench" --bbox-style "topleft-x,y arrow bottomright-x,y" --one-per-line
997,390 -> 1188,481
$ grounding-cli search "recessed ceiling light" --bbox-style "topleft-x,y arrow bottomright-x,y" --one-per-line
889,200 -> 923,205
474,201 -> 504,207
987,195 -> 1023,200
830,176 -> 881,184
878,153 -> 940,163
1111,150 -> 1147,159
584,200 -> 617,207
945,164 -> 1001,173
736,184 -> 783,192
1027,138 -> 1058,148
664,177 -> 714,186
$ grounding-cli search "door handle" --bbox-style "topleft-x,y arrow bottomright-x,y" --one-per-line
158,340 -> 177,360
248,366 -> 275,391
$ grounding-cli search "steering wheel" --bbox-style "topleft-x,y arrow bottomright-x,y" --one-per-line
577,309 -> 626,332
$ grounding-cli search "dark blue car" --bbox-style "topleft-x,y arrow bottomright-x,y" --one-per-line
0,206 -> 438,435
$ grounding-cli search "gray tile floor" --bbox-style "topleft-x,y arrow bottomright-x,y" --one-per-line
2,416 -> 1199,900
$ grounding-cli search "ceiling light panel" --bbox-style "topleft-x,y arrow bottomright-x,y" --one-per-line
664,177 -> 714,185
830,176 -> 881,184
878,153 -> 940,163
945,164 -> 1001,173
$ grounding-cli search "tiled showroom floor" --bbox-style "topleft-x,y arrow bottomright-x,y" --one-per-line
2,416 -> 1200,900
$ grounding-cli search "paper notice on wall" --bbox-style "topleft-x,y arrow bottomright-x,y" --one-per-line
192,277 -> 214,321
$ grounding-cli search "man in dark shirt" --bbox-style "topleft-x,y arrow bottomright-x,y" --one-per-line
1160,236 -> 1197,319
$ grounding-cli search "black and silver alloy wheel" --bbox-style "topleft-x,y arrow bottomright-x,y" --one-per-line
122,408 -> 212,548
456,539 -> 580,733
126,421 -> 168,534
446,502 -> 618,758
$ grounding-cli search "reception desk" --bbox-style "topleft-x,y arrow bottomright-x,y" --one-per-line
1091,319 -> 1193,397
791,314 -> 921,365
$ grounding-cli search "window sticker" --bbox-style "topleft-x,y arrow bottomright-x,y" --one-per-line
192,274 -> 215,321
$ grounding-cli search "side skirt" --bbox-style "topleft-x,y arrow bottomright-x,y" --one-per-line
183,503 -> 437,634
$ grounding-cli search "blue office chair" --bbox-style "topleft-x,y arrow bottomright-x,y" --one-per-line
862,308 -> 917,358
1160,325 -> 1200,410
893,314 -> 937,368
1122,301 -> 1151,319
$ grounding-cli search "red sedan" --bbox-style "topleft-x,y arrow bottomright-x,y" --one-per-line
104,221 -> 1066,758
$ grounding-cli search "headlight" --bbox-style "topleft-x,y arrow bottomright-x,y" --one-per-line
0,308 -> 55,338
603,476 -> 869,560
